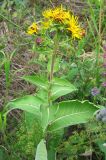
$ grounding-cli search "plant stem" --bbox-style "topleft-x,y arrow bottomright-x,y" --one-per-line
4,59 -> 11,104
50,34 -> 58,82
48,33 -> 58,106
49,52 -> 56,82
48,149 -> 56,160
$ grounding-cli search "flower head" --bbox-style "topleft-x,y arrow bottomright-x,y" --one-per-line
67,15 -> 83,39
42,6 -> 71,23
27,22 -> 38,35
52,6 -> 70,22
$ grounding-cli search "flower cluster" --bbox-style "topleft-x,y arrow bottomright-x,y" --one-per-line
27,5 -> 84,39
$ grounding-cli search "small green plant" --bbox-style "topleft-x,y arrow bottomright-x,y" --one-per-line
0,49 -> 16,133
57,120 -> 106,160
0,50 -> 16,100
6,113 -> 42,160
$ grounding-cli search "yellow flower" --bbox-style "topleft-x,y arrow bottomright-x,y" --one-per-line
42,6 -> 71,23
42,9 -> 53,19
67,15 -> 83,39
42,20 -> 52,29
52,6 -> 70,22
27,22 -> 38,35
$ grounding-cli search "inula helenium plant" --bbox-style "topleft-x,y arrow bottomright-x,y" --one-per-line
3,5 -> 100,160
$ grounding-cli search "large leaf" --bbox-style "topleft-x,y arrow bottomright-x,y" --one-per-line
51,78 -> 77,101
37,89 -> 48,103
22,75 -> 48,90
48,100 -> 98,131
35,139 -> 48,160
22,76 -> 77,101
6,95 -> 44,117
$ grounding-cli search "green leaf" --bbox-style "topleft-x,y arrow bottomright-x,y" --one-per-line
22,75 -> 48,90
51,78 -> 77,100
4,59 -> 11,88
37,89 -> 48,103
35,139 -> 48,160
6,95 -> 44,117
0,51 -> 5,60
48,100 -> 98,131
22,76 -> 77,101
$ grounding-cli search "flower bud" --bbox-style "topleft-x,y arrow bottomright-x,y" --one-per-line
36,37 -> 43,45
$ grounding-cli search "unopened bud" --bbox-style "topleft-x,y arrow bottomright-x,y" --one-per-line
36,37 -> 43,45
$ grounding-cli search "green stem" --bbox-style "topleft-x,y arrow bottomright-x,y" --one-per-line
50,34 -> 58,82
48,149 -> 56,160
4,59 -> 11,104
47,33 -> 59,160
48,33 -> 58,106
49,52 -> 56,82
